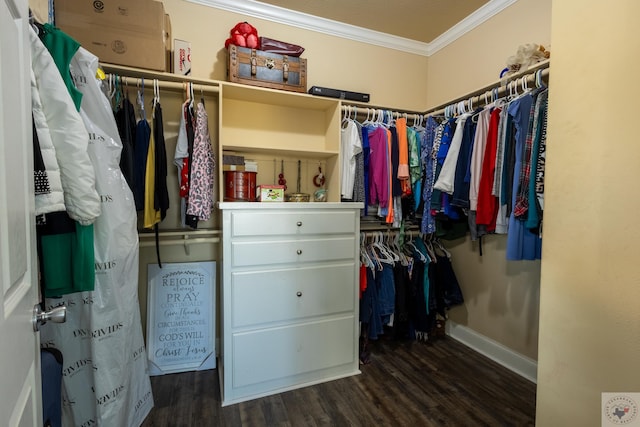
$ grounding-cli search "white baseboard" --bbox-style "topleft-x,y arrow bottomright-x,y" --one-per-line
445,321 -> 537,383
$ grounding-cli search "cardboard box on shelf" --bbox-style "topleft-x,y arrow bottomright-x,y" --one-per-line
174,39 -> 191,76
164,14 -> 172,72
54,0 -> 168,71
257,185 -> 285,202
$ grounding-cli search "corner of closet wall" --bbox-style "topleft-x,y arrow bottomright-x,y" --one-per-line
426,0 -> 552,109
423,0 -> 552,365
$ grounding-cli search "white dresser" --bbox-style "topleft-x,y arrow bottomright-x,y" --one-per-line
218,202 -> 362,406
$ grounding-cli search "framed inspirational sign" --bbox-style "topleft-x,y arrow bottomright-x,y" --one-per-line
147,261 -> 216,375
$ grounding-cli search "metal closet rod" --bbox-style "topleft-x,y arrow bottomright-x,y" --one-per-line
340,104 -> 424,122
425,66 -> 550,117
138,229 -> 221,254
138,237 -> 220,248
107,75 -> 220,95
340,59 -> 550,120
101,63 -> 221,95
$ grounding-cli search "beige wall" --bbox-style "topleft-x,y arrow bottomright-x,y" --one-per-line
162,0 -> 429,111
427,0 -> 552,109
428,0 -> 552,361
536,0 -> 640,424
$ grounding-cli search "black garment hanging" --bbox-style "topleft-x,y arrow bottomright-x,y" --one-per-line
152,100 -> 170,267
115,97 -> 136,192
391,262 -> 411,340
184,104 -> 199,229
152,101 -> 170,220
390,126 -> 402,197
133,118 -> 151,211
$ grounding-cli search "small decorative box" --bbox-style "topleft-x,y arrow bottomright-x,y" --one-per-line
257,185 -> 285,202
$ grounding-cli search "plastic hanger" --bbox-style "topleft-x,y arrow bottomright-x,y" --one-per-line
424,238 -> 437,263
434,239 -> 452,260
152,79 -> 160,110
189,82 -> 195,112
404,236 -> 427,263
388,231 -> 409,266
359,233 -> 375,270
137,78 -> 146,121
535,69 -> 546,89
362,108 -> 372,126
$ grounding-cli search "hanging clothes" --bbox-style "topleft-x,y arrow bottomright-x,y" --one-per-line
505,92 -> 542,260
152,99 -> 170,222
360,125 -> 371,215
476,106 -> 503,233
433,112 -> 471,194
40,38 -> 154,427
186,101 -> 215,221
30,26 -> 98,297
408,125 -> 422,210
133,116 -> 151,211
174,100 -> 191,227
184,103 -> 199,229
395,117 -> 411,196
30,27 -> 100,224
451,110 -> 479,209
420,116 -> 439,235
341,117 -> 363,199
367,126 -> 390,211
37,23 -> 83,110
468,106 -> 492,240
114,96 -> 137,192
143,117 -> 160,228
525,90 -> 548,232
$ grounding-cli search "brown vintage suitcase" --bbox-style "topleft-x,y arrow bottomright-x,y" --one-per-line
227,44 -> 307,93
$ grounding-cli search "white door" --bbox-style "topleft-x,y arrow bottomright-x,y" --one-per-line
0,0 -> 43,425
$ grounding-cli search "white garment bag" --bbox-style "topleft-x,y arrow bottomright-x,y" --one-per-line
41,45 -> 154,427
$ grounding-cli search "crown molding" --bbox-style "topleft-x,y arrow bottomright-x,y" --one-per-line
427,0 -> 519,56
186,0 -> 518,57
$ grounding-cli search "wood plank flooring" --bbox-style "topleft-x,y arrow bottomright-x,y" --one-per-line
141,336 -> 536,426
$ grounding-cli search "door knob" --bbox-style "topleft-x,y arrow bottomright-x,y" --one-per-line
33,304 -> 67,332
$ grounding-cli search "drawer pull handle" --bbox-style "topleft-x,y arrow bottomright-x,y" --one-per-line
297,249 -> 302,255
296,291 -> 302,297
296,221 -> 302,227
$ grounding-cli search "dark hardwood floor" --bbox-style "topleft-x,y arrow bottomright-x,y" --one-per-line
141,336 -> 536,426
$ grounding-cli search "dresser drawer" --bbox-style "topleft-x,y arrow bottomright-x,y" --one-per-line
231,263 -> 355,328
232,316 -> 356,388
230,211 -> 356,237
231,236 -> 355,267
